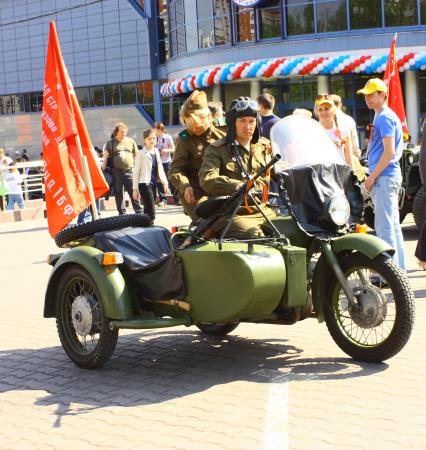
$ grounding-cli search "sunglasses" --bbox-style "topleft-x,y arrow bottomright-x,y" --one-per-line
233,100 -> 259,112
316,94 -> 332,101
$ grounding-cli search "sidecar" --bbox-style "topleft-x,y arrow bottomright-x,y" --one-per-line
44,115 -> 414,369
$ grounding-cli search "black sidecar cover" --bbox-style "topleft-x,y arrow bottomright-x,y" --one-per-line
93,226 -> 185,301
282,163 -> 363,239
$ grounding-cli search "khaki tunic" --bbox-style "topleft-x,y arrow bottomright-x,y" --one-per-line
169,125 -> 225,219
199,137 -> 276,239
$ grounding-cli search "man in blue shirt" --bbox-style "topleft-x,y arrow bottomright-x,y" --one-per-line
357,78 -> 406,271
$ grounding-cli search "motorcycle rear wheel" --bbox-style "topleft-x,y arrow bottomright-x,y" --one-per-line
324,253 -> 414,363
55,265 -> 118,369
196,322 -> 239,336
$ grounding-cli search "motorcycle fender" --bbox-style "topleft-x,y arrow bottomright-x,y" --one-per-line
311,234 -> 395,323
331,233 -> 395,259
44,246 -> 133,320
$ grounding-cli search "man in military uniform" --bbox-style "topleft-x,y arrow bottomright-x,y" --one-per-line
199,97 -> 276,239
169,90 -> 225,220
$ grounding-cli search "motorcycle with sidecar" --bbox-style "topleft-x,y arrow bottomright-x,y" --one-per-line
44,115 -> 415,369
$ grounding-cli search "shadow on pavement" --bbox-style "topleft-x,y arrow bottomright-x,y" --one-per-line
0,329 -> 387,427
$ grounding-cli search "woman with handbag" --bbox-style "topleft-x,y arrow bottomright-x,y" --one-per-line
132,129 -> 168,222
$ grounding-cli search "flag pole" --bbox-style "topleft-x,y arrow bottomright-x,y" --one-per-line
75,134 -> 99,220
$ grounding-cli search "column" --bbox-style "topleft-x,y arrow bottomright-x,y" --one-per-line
250,79 -> 260,100
317,75 -> 329,94
404,70 -> 419,143
212,84 -> 221,102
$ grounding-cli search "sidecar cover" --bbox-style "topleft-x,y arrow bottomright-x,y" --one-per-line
282,164 -> 364,239
93,226 -> 185,301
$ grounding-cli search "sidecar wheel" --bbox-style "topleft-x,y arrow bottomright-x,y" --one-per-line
55,265 -> 118,369
324,253 -> 414,363
196,322 -> 239,336
55,213 -> 152,248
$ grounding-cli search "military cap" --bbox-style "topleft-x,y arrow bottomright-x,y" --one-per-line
180,90 -> 210,118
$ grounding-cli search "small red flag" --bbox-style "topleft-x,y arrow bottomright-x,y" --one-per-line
42,21 -> 108,238
383,33 -> 409,141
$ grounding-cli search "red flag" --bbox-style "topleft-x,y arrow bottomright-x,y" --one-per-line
383,33 -> 409,140
42,21 -> 108,237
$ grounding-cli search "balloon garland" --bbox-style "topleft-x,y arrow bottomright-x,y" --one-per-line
160,51 -> 426,97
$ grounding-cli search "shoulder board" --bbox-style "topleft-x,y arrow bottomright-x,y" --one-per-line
210,137 -> 227,148
258,136 -> 271,146
178,130 -> 191,140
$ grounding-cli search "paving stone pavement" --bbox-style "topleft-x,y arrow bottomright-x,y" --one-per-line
0,208 -> 425,450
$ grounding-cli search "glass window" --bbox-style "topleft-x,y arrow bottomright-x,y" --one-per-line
136,81 -> 154,104
75,87 -> 90,107
104,85 -> 120,106
422,0 -> 426,23
235,7 -> 255,42
120,83 -> 137,104
258,0 -> 282,39
19,93 -> 31,112
176,26 -> 186,53
185,0 -> 198,52
89,86 -> 104,107
316,0 -> 347,33
349,0 -> 382,29
175,0 -> 186,52
286,2 -> 314,35
31,93 -> 43,112
143,104 -> 155,120
384,0 -> 418,27
214,0 -> 231,45
198,19 -> 215,48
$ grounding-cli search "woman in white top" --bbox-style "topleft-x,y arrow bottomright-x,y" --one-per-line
314,94 -> 354,169
132,128 -> 168,222
5,163 -> 25,210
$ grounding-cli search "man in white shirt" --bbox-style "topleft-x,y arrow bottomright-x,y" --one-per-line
0,147 -> 13,210
331,94 -> 361,157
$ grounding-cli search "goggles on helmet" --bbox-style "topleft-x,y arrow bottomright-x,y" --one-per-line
232,99 -> 259,113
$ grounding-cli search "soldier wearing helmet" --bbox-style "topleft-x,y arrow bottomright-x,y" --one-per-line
199,97 -> 276,239
168,90 -> 225,220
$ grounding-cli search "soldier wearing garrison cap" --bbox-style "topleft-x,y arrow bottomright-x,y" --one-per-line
169,90 -> 225,220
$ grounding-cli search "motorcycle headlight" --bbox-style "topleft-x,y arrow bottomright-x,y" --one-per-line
329,195 -> 350,226
407,154 -> 414,165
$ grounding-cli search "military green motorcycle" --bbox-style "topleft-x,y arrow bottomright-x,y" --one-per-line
44,115 -> 414,369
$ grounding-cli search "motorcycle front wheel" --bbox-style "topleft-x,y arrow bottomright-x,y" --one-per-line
196,322 -> 239,336
55,265 -> 118,369
324,253 -> 414,363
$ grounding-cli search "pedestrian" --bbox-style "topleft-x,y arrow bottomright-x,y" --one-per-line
314,94 -> 354,168
357,78 -> 406,272
330,94 -> 361,157
0,147 -> 13,211
208,101 -> 227,130
102,122 -> 142,215
153,122 -> 177,205
5,163 -> 25,210
133,128 -> 168,222
169,90 -> 225,220
257,93 -> 280,140
199,96 -> 276,239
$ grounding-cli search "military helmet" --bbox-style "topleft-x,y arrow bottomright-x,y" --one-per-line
225,96 -> 260,144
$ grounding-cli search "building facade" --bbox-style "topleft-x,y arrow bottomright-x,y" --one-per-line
0,0 -> 426,158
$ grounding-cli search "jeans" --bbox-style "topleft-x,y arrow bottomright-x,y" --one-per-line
138,183 -> 155,221
7,193 -> 25,210
158,162 -> 178,203
112,168 -> 142,215
77,199 -> 101,225
370,174 -> 406,271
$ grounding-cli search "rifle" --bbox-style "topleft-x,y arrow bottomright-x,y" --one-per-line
192,153 -> 281,241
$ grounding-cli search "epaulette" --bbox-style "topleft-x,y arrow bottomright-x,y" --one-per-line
178,129 -> 191,140
210,137 -> 227,148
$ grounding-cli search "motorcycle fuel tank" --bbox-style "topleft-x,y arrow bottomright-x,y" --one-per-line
176,241 -> 286,323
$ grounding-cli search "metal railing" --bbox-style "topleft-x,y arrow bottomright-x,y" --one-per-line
0,160 -> 44,201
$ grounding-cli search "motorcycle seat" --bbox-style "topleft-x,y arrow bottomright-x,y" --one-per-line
196,196 -> 229,219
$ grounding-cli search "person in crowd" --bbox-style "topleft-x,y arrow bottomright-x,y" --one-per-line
257,93 -> 280,140
199,97 -> 275,239
133,128 -> 168,222
362,123 -> 374,156
315,94 -> 354,169
208,101 -> 227,130
169,90 -> 225,220
102,122 -> 142,215
357,78 -> 406,271
0,147 -> 13,211
5,163 -> 25,210
330,94 -> 361,157
153,122 -> 178,205
293,108 -> 313,118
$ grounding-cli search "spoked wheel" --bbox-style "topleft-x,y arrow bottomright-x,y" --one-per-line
324,253 -> 414,363
55,266 -> 118,369
196,322 -> 239,336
